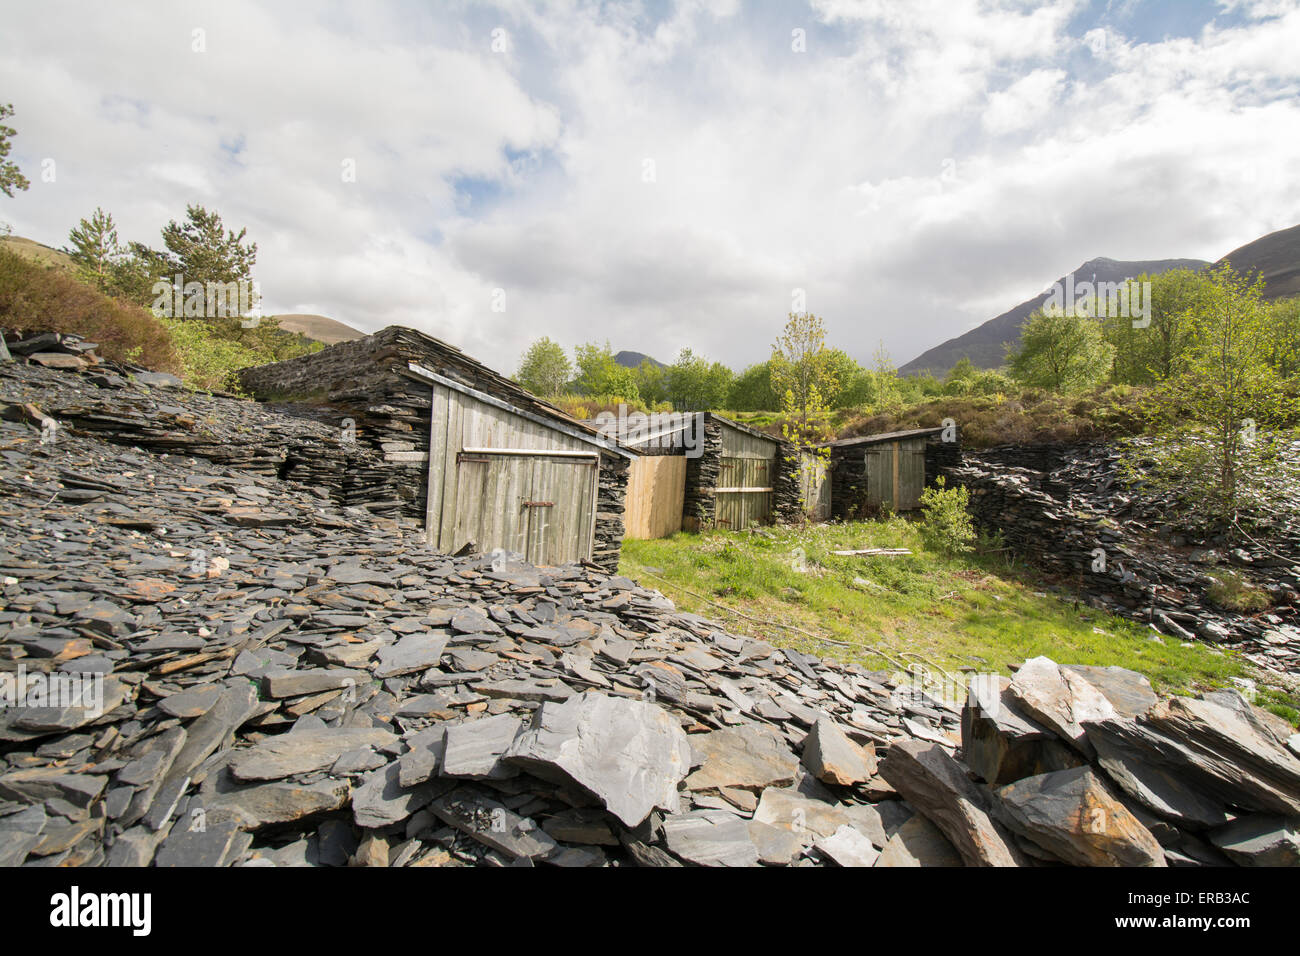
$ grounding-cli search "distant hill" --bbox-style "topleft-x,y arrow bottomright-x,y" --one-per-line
0,235 -> 76,271
271,313 -> 364,345
1216,223 -> 1300,301
615,350 -> 664,369
899,256 -> 1209,377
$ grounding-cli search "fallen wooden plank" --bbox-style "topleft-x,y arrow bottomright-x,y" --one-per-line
832,548 -> 912,557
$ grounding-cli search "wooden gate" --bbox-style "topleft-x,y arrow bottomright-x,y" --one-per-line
798,451 -> 831,520
863,440 -> 927,511
715,456 -> 773,529
624,455 -> 686,539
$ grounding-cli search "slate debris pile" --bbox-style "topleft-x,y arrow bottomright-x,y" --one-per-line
921,655 -> 1300,867
1,341 -> 403,515
0,369 -> 975,867
2,357 -> 1295,867
944,442 -> 1300,676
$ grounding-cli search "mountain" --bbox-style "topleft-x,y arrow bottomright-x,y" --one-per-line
0,235 -> 77,270
615,350 -> 664,369
1216,223 -> 1300,301
899,256 -> 1208,376
272,313 -> 364,345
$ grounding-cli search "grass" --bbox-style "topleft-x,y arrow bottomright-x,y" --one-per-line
619,518 -> 1280,709
722,384 -> 1154,449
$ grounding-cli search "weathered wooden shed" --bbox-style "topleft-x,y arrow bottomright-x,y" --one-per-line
588,412 -> 803,533
239,326 -> 635,570
823,426 -> 960,519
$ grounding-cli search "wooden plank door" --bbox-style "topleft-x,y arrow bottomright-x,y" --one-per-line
450,453 -> 531,557
524,456 -> 596,565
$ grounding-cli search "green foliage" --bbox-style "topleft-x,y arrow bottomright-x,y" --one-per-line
728,361 -> 779,411
1121,263 -> 1298,530
918,476 -> 976,554
130,205 -> 259,310
0,103 -> 30,199
161,315 -> 322,392
1008,307 -> 1115,391
1205,570 -> 1269,612
1263,296 -> 1300,380
572,341 -> 640,402
0,246 -> 179,371
869,341 -> 900,409
515,336 -> 572,397
632,359 -> 669,406
1101,269 -> 1208,385
771,313 -> 840,427
666,347 -> 733,410
62,207 -> 146,298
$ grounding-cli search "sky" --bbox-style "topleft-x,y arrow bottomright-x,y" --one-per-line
3,0 -> 1299,375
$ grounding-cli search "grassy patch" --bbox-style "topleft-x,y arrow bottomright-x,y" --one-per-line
620,519 -> 1257,701
1205,570 -> 1271,613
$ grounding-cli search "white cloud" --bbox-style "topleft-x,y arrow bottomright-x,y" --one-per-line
1,0 -> 1299,376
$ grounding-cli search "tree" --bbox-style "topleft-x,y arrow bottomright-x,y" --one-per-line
0,103 -> 30,200
1262,296 -> 1300,381
770,312 -> 840,429
515,337 -> 572,397
870,341 -> 900,409
632,359 -> 669,407
666,348 -> 733,411
572,342 -> 639,401
1101,269 -> 1207,385
1121,264 -> 1295,530
728,361 -> 779,411
1007,308 -> 1113,391
65,208 -> 125,293
132,204 -> 259,314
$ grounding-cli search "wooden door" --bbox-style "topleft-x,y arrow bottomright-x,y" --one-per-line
448,452 -> 596,565
715,456 -> 773,529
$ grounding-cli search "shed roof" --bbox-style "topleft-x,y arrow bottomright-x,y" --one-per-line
239,325 -> 636,458
820,426 -> 947,449
708,413 -> 782,446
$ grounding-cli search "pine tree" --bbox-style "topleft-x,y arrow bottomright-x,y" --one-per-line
65,208 -> 124,293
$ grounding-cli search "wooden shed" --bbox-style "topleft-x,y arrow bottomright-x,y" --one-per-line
240,327 -> 635,570
683,414 -> 803,531
588,412 -> 803,534
823,427 -> 959,519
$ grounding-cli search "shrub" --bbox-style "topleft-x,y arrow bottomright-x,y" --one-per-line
0,247 -> 178,372
162,316 -> 323,393
1205,570 -> 1270,612
918,476 -> 976,554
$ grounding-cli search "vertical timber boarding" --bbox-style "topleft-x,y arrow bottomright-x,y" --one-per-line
861,438 -> 928,512
624,455 -> 687,539
798,450 -> 831,521
714,421 -> 778,530
424,381 -> 599,565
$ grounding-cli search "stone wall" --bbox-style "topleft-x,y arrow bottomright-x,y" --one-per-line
682,416 -> 723,531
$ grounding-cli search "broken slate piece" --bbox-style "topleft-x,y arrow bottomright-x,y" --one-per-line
663,809 -> 760,867
441,714 -> 524,780
506,692 -> 691,827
